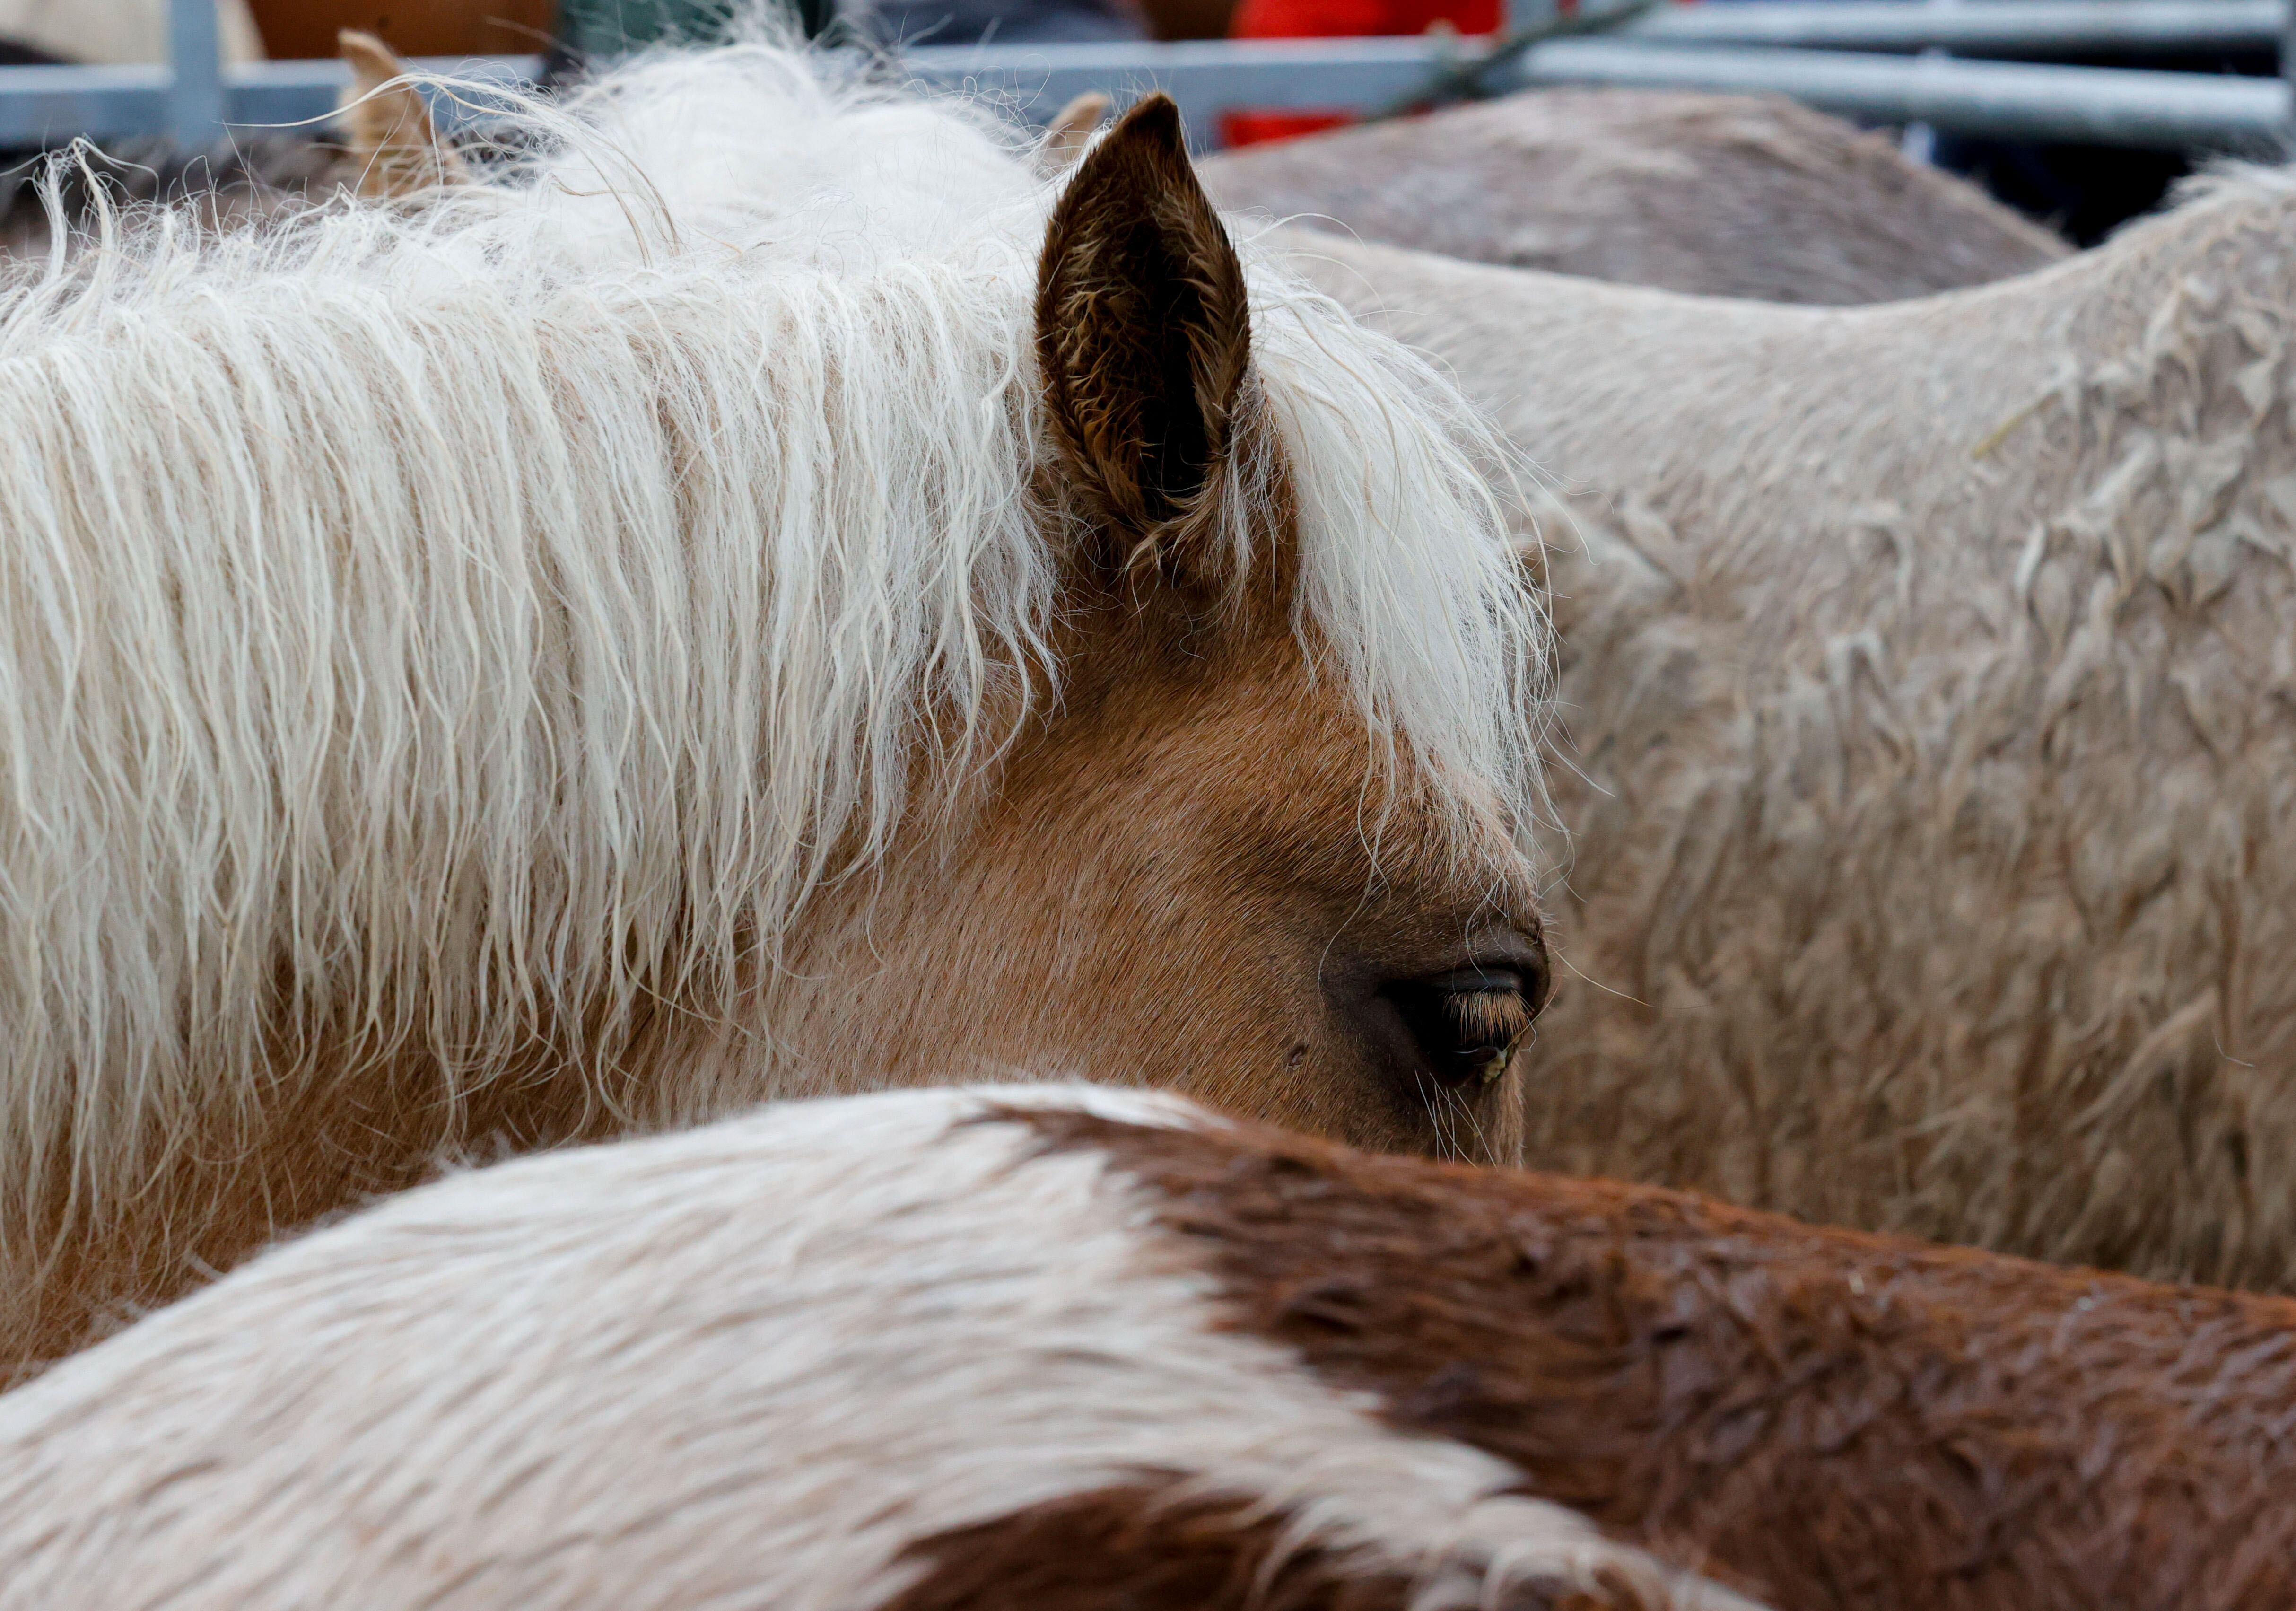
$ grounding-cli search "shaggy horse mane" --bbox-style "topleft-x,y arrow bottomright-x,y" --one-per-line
0,43 -> 1547,1250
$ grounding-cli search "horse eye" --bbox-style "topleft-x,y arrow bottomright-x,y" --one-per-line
1384,967 -> 1539,1091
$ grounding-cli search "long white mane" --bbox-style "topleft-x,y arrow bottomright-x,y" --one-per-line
0,41 -> 1546,1234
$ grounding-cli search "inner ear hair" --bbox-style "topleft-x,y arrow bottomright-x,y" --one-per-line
1034,94 -> 1256,586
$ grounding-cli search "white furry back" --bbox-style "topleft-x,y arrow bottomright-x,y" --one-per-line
0,43 -> 1546,1244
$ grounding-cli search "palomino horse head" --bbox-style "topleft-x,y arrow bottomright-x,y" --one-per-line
0,51 -> 1549,1377
744,95 -> 1551,1162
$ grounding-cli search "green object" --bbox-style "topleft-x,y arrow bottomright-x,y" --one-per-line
557,0 -> 833,53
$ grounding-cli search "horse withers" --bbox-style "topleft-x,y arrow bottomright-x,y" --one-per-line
1,1084 -> 2285,1611
0,46 -> 1551,1380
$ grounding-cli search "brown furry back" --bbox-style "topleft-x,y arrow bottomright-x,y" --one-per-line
1203,89 -> 2067,305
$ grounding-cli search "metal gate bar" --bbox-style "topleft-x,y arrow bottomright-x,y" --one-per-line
1510,38 -> 2290,144
900,34 -> 2293,149
166,0 -> 225,145
0,0 -> 2282,155
1632,0 -> 2282,55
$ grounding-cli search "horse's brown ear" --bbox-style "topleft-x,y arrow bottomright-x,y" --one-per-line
337,30 -> 470,201
1036,94 -> 1251,578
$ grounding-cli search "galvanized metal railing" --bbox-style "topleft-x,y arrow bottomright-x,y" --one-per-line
901,33 -> 2291,149
1641,0 -> 2281,52
165,0 -> 224,143
0,0 -> 538,149
0,0 -> 2284,155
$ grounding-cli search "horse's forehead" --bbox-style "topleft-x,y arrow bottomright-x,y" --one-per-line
1068,626 -> 1533,888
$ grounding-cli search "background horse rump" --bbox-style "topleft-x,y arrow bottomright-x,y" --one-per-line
1203,88 -> 2067,305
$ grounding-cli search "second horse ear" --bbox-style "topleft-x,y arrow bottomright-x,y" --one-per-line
1035,91 -> 1109,177
1035,95 -> 1255,583
337,30 -> 470,201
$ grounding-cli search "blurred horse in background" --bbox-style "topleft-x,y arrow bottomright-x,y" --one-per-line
1204,89 -> 2070,304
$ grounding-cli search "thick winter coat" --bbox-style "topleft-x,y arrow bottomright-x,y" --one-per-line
1285,170 -> 2296,1287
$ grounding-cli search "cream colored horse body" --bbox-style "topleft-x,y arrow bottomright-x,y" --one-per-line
1204,90 -> 2065,305
1290,176 -> 2296,1286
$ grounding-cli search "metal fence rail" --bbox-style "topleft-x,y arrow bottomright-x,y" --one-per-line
1516,39 -> 2290,144
0,53 -> 539,147
0,0 -> 2282,155
1630,0 -> 2282,55
900,33 -> 2293,149
166,0 -> 224,143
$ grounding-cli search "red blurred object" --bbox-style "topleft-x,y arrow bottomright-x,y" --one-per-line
245,0 -> 555,57
1220,0 -> 1501,147
1217,110 -> 1355,144
1230,0 -> 1498,36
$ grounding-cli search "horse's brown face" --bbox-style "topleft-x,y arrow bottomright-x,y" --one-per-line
809,620 -> 1546,1160
769,96 -> 1548,1161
